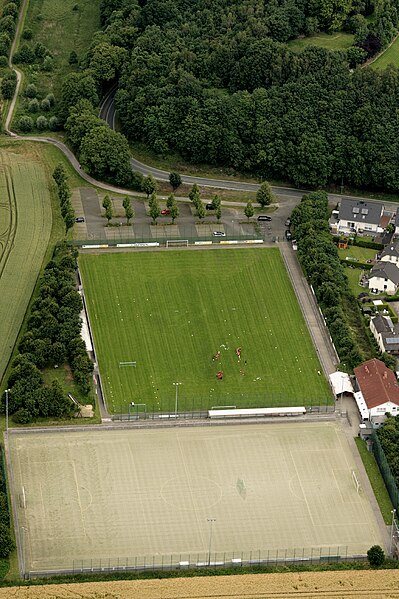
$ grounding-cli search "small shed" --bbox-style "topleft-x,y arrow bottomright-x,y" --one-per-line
329,371 -> 354,397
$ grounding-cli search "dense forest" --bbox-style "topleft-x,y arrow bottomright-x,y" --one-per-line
55,0 -> 399,191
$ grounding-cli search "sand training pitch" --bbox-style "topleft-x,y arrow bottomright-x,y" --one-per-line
7,422 -> 383,574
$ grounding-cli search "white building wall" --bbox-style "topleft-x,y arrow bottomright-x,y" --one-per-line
368,276 -> 398,295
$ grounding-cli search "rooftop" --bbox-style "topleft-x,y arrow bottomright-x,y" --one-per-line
380,241 -> 399,259
369,261 -> 399,285
338,198 -> 382,226
354,358 -> 399,409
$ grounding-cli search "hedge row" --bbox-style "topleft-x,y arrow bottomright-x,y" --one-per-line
2,244 -> 93,423
0,447 -> 13,559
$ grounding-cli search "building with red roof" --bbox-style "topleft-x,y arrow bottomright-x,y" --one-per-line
353,358 -> 399,427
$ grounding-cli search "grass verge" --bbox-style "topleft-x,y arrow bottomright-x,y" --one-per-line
355,437 -> 393,524
12,0 -> 100,132
80,248 -> 332,413
288,32 -> 354,52
371,34 -> 399,70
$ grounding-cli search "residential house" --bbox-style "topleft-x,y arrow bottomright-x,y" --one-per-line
335,198 -> 384,235
380,241 -> 399,267
370,313 -> 399,354
368,261 -> 399,295
353,358 -> 399,427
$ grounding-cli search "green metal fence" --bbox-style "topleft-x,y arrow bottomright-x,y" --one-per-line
372,432 -> 399,510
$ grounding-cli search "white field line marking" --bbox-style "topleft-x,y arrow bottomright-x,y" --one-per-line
72,462 -> 86,536
289,450 -> 315,527
176,431 -> 206,550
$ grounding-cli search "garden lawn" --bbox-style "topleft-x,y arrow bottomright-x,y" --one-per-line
79,248 -> 332,413
344,266 -> 366,297
288,32 -> 354,52
372,34 -> 399,69
338,246 -> 377,263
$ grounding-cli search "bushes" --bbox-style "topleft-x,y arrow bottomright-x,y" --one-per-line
52,164 -> 75,232
0,70 -> 16,99
2,244 -> 92,423
293,191 -> 368,369
0,447 -> 13,559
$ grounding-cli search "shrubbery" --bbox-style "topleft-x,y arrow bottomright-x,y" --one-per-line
52,163 -> 75,232
292,191 -> 366,369
0,447 -> 14,559
1,244 -> 93,423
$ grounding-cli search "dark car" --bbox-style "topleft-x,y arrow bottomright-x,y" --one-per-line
257,215 -> 272,222
161,209 -> 171,215
75,217 -> 85,223
285,229 -> 292,241
206,203 -> 214,210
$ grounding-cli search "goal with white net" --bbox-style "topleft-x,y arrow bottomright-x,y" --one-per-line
119,361 -> 136,368
20,486 -> 26,509
166,239 -> 189,248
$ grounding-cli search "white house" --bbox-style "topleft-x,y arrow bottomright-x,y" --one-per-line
370,312 -> 399,354
379,241 -> 399,267
335,198 -> 384,235
353,358 -> 399,427
368,261 -> 399,295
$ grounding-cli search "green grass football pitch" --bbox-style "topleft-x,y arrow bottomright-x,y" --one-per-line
79,248 -> 332,413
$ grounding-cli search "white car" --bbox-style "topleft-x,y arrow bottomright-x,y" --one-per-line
213,231 -> 226,237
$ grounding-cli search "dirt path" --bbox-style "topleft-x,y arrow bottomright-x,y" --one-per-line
1,570 -> 399,598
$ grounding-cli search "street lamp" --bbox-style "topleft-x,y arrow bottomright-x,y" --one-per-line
5,389 -> 10,434
173,382 -> 181,418
390,509 -> 396,556
207,518 -> 216,566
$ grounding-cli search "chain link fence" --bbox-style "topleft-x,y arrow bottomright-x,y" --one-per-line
372,432 -> 399,511
23,545 -> 366,579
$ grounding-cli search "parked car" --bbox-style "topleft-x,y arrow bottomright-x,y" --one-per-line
161,209 -> 171,215
285,230 -> 292,241
75,217 -> 85,223
213,231 -> 226,237
206,203 -> 214,210
285,218 -> 291,227
257,215 -> 272,222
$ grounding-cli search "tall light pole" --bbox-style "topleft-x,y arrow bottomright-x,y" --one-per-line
390,508 -> 396,556
5,389 -> 10,435
207,518 -> 216,566
173,382 -> 181,418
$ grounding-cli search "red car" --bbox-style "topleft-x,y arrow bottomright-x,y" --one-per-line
161,209 -> 171,215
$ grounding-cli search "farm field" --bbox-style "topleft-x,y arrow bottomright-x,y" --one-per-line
79,248 -> 331,413
0,147 -> 52,383
288,32 -> 354,52
2,570 -> 399,599
7,422 -> 382,574
371,34 -> 399,69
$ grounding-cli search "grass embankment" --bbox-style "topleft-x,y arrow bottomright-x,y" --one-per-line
80,248 -> 332,413
355,437 -> 393,524
12,0 -> 100,131
371,34 -> 399,69
288,32 -> 354,52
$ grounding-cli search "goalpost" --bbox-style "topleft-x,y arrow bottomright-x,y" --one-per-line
351,470 -> 361,494
118,361 -> 136,368
166,239 -> 189,248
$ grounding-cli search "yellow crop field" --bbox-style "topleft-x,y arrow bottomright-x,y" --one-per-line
0,148 -> 52,382
1,569 -> 399,598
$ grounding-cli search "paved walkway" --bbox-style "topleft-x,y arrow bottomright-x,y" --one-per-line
280,242 -> 338,378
